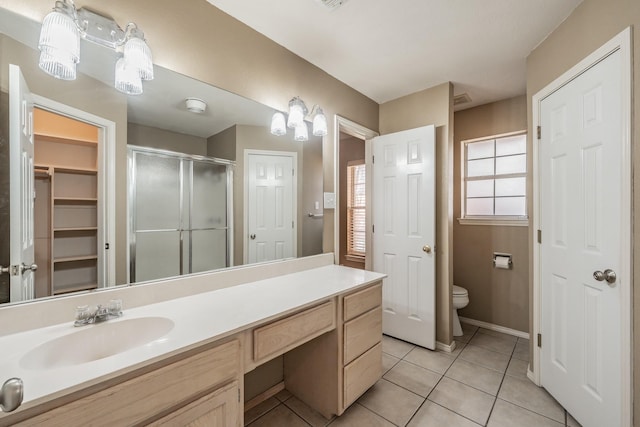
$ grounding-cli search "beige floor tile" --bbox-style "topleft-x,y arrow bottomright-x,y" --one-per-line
487,399 -> 564,427
456,323 -> 478,343
408,401 -> 481,427
445,358 -> 504,395
383,360 -> 442,397
382,334 -> 415,358
428,377 -> 495,425
449,340 -> 467,357
459,344 -> 510,373
357,379 -> 424,426
382,352 -> 400,374
505,357 -> 529,379
512,338 -> 530,361
285,396 -> 334,427
567,411 -> 582,426
404,346 -> 456,374
468,331 -> 517,355
275,388 -> 293,402
244,397 -> 280,425
497,376 -> 565,423
247,404 -> 308,426
328,403 -> 395,427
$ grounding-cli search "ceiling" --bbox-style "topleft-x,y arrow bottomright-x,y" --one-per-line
207,0 -> 582,109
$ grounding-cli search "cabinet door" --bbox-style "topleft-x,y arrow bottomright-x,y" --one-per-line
150,381 -> 239,427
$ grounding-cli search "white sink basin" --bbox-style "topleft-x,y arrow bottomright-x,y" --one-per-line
20,317 -> 175,370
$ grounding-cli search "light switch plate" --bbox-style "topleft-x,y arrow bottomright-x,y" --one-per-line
323,192 -> 336,209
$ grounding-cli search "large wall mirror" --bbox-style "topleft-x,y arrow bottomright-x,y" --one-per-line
0,7 -> 324,305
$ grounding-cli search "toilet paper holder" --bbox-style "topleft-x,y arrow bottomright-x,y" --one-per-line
493,253 -> 512,269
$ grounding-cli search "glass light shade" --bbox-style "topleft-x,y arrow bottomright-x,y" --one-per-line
124,35 -> 154,81
38,7 -> 80,80
270,112 -> 287,136
287,97 -> 306,129
312,108 -> 328,136
115,57 -> 143,95
294,123 -> 309,142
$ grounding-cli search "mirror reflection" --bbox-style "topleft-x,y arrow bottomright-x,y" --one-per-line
0,7 -> 324,304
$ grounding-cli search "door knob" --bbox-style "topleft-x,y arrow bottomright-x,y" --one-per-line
20,263 -> 37,274
593,269 -> 616,285
0,265 -> 9,275
250,234 -> 256,240
422,245 -> 432,254
0,378 -> 23,412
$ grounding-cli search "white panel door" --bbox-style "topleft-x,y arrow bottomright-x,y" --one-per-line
372,125 -> 436,349
9,64 -> 36,302
246,152 -> 295,264
540,50 -> 623,427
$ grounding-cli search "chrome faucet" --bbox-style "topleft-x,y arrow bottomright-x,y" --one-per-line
74,300 -> 123,327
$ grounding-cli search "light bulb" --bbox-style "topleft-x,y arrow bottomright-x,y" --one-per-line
37,5 -> 80,80
312,107 -> 328,136
287,97 -> 307,129
115,57 -> 143,95
294,123 -> 309,142
124,31 -> 154,81
270,112 -> 287,136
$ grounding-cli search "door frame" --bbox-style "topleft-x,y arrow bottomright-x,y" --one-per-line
333,115 -> 378,270
243,149 -> 298,265
531,27 -> 632,425
31,94 -> 117,288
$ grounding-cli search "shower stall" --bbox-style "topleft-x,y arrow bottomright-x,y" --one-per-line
128,146 -> 234,283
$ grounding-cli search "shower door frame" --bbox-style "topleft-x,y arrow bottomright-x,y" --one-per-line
127,146 -> 235,283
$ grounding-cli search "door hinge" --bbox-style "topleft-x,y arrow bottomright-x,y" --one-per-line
292,169 -> 295,176
537,333 -> 542,348
537,229 -> 542,244
237,388 -> 240,403
372,224 -> 375,233
537,126 -> 541,140
372,155 -> 375,164
292,221 -> 294,229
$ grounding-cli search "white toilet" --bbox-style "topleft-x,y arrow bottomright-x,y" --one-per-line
452,285 -> 469,337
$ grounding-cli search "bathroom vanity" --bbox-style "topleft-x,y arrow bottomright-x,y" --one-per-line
0,261 -> 384,426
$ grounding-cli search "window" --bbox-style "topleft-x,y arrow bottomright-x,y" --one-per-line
347,162 -> 366,258
461,132 -> 527,225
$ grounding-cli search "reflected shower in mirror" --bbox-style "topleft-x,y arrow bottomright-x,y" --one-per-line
0,6 -> 324,304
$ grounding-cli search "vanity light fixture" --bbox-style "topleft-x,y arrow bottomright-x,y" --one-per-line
37,0 -> 154,95
270,96 -> 328,141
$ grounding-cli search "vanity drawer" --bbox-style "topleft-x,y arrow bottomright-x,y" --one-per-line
17,339 -> 241,426
253,300 -> 335,363
343,342 -> 382,408
343,307 -> 382,365
343,283 -> 382,322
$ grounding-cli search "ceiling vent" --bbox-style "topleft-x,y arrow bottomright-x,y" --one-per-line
453,93 -> 472,106
314,0 -> 349,11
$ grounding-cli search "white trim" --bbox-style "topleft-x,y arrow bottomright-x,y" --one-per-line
436,340 -> 457,353
243,149 -> 298,265
457,218 -> 529,227
31,94 -> 116,288
458,316 -> 529,339
333,116 -> 378,270
531,27 -> 632,426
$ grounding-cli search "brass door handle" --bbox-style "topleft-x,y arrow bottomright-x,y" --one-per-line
422,245 -> 432,254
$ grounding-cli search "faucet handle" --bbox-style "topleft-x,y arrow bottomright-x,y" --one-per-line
74,305 -> 91,326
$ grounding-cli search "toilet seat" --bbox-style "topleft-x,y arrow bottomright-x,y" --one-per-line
453,285 -> 468,296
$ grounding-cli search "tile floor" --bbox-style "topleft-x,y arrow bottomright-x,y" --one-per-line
244,323 -> 582,427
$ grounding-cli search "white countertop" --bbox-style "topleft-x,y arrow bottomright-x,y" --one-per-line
0,265 -> 385,408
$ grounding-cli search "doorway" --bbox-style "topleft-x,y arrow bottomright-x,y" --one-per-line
532,28 -> 631,427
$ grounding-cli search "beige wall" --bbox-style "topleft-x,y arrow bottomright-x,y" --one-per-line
379,82 -> 455,345
453,96 -> 528,332
526,0 -> 640,418
128,122 -> 207,156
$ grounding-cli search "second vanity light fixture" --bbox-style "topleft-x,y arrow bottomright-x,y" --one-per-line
270,97 -> 328,141
37,0 -> 153,95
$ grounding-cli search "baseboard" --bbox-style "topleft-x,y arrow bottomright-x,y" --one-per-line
458,316 -> 529,339
244,381 -> 285,411
436,340 -> 457,353
526,368 -> 538,385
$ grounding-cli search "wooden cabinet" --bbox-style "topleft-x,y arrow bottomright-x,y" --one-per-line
150,380 -> 239,427
341,283 -> 382,409
13,340 -> 242,427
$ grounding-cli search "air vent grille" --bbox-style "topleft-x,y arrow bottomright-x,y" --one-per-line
314,0 -> 349,10
453,93 -> 472,106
